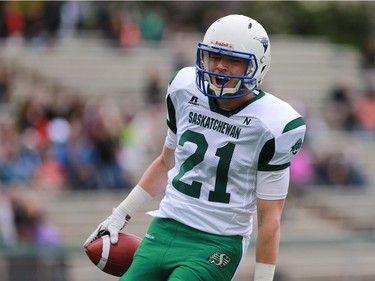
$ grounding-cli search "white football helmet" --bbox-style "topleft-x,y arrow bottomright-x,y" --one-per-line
196,14 -> 271,99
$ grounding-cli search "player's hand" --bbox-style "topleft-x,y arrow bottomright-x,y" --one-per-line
83,207 -> 130,247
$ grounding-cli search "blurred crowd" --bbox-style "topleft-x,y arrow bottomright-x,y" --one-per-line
0,1 -> 374,248
0,1 -> 82,48
0,64 -> 169,191
0,1 -> 240,51
287,34 -> 375,196
0,1 -> 168,49
0,60 -> 167,246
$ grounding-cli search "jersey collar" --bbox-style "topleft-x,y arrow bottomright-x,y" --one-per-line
208,90 -> 265,117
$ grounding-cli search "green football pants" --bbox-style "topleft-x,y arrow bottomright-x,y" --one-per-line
119,217 -> 245,281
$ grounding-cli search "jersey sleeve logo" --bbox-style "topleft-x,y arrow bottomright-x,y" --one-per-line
290,138 -> 303,155
188,96 -> 199,105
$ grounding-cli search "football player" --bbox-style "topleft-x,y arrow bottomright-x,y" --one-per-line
84,14 -> 306,281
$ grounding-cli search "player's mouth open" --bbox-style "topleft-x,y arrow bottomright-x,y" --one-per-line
215,77 -> 229,86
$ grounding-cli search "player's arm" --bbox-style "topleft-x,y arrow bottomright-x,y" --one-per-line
254,197 -> 285,280
254,110 -> 306,280
84,143 -> 175,247
84,79 -> 179,248
138,144 -> 175,196
253,168 -> 290,281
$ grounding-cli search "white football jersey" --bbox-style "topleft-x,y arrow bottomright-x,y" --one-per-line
149,67 -> 306,237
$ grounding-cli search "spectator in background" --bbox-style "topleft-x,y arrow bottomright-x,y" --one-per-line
32,208 -> 60,247
7,187 -> 60,246
139,7 -> 165,42
94,1 -> 113,40
0,62 -> 11,104
120,14 -> 141,48
0,116 -> 40,185
352,88 -> 375,138
121,3 -> 142,48
60,120 -> 97,190
7,188 -> 33,244
119,103 -> 166,183
324,82 -> 357,131
144,70 -> 164,105
32,144 -> 67,190
363,37 -> 375,92
58,0 -> 82,39
363,37 -> 375,70
2,1 -> 24,38
0,190 -> 17,246
0,132 -> 41,186
43,1 -> 62,46
314,151 -> 367,188
23,1 -> 46,47
16,88 -> 51,147
86,99 -> 131,190
96,2 -> 141,48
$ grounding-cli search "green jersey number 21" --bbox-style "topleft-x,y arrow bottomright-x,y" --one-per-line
172,130 -> 235,203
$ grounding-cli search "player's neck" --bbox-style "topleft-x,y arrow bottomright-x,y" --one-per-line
216,92 -> 256,110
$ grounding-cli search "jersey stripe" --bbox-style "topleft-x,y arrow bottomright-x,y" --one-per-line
258,138 -> 275,171
169,70 -> 179,85
261,162 -> 290,171
258,138 -> 291,171
166,95 -> 177,133
282,117 -> 305,133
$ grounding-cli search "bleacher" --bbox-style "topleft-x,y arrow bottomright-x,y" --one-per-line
1,34 -> 174,113
1,34 -> 375,281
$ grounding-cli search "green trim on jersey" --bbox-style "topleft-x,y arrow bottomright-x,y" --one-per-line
167,95 -> 177,133
283,117 -> 305,133
169,71 -> 179,85
262,162 -> 290,171
208,91 -> 266,117
258,138 -> 290,171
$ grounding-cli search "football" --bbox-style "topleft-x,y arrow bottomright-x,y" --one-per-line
85,233 -> 142,277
